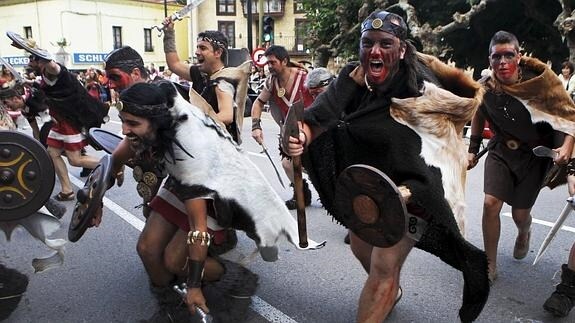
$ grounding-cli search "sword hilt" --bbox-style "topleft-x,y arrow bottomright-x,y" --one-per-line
172,283 -> 213,323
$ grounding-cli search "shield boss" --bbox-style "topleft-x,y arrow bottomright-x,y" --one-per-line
334,164 -> 407,248
0,131 -> 55,221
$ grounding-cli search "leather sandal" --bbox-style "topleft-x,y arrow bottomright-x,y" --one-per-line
54,191 -> 75,201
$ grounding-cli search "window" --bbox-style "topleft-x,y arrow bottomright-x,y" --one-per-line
144,28 -> 153,52
218,21 -> 235,48
24,26 -> 33,39
217,0 -> 236,16
241,0 -> 284,15
294,0 -> 304,13
295,19 -> 307,52
113,26 -> 122,49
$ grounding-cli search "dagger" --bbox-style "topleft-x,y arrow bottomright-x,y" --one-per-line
533,196 -> 575,265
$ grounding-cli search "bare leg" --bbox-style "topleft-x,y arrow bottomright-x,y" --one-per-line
356,236 -> 415,322
349,231 -> 373,273
65,149 -> 100,169
137,210 -> 179,286
511,207 -> 532,259
568,242 -> 575,270
47,146 -> 73,194
482,194 -> 504,279
281,157 -> 294,184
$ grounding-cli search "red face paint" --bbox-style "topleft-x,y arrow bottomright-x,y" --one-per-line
360,30 -> 404,87
490,44 -> 520,85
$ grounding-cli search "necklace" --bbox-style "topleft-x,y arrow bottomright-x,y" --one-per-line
364,74 -> 373,92
495,95 -> 515,121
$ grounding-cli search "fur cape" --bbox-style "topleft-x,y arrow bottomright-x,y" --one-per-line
484,56 -> 575,137
188,61 -> 252,144
165,83 -> 324,261
303,56 -> 488,322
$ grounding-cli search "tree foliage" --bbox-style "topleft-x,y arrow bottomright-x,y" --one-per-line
302,0 -> 575,77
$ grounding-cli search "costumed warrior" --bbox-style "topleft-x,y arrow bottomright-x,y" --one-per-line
92,81 -> 323,322
286,10 -> 490,322
251,45 -> 315,210
467,31 -> 575,283
6,31 -> 108,201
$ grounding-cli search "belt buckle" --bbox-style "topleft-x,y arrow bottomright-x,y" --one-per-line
506,139 -> 519,150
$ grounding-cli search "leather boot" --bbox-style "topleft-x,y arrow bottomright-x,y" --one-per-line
203,259 -> 259,322
543,264 -> 575,317
140,284 -> 190,323
285,179 -> 312,210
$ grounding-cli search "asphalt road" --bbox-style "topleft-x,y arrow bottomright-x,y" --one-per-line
3,112 -> 575,323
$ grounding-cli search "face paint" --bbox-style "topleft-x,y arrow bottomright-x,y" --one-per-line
489,44 -> 520,85
106,68 -> 133,91
360,30 -> 405,87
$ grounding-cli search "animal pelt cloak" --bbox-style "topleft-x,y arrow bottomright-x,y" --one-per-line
187,61 -> 252,144
161,82 -> 324,260
302,54 -> 488,322
482,56 -> 575,189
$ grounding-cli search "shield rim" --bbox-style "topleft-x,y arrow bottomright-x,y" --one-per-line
68,154 -> 112,242
334,164 -> 408,248
6,31 -> 52,60
88,128 -> 122,154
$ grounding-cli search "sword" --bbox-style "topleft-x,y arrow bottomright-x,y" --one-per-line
281,99 -> 308,248
151,0 -> 207,36
260,142 -> 286,188
533,196 -> 575,265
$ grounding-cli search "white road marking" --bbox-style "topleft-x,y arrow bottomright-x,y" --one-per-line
68,173 -> 297,323
502,212 -> 575,233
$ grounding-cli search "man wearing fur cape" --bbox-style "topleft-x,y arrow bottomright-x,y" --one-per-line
96,81 -> 324,322
467,31 -> 575,307
286,10 -> 489,323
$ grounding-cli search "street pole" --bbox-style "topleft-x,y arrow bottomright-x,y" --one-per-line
258,0 -> 263,47
246,0 -> 253,53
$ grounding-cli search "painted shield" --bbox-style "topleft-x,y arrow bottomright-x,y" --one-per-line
6,31 -> 52,60
334,164 -> 408,248
89,128 -> 122,154
68,154 -> 113,242
0,131 -> 55,221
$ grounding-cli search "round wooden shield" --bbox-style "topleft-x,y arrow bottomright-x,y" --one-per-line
334,164 -> 407,248
6,31 -> 52,60
0,131 -> 55,221
68,154 -> 113,242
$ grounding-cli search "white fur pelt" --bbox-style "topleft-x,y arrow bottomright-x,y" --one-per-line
165,86 -> 325,260
0,207 -> 66,273
391,81 -> 484,237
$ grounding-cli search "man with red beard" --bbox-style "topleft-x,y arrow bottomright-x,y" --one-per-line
467,31 -> 575,283
286,10 -> 490,322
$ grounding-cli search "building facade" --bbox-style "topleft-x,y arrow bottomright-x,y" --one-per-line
0,0 -> 310,71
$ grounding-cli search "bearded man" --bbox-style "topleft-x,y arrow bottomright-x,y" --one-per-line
286,10 -> 490,322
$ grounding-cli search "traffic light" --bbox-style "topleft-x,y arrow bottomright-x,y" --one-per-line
262,16 -> 274,43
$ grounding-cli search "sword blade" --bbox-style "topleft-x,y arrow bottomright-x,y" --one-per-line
151,0 -> 207,34
533,197 -> 575,265
260,143 -> 286,188
533,145 -> 557,159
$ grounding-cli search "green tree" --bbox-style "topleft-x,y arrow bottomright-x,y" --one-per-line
303,0 -> 574,77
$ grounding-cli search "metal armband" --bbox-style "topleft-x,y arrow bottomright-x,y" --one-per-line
186,230 -> 212,246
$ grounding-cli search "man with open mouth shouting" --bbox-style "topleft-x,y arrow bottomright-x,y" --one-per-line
285,10 -> 489,322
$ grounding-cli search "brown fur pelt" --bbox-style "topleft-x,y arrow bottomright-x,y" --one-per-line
485,56 -> 575,136
390,55 -> 484,235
